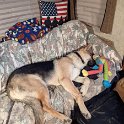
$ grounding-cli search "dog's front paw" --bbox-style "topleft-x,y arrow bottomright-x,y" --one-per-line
82,112 -> 91,119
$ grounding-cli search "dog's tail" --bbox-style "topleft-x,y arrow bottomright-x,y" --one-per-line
24,97 -> 44,124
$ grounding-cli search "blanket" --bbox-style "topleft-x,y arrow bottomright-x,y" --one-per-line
0,20 -> 121,124
5,18 -> 48,44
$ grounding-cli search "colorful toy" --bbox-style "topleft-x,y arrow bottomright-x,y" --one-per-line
82,56 -> 112,88
80,60 -> 99,80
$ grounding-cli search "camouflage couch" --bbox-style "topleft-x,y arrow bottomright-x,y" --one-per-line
0,20 -> 121,124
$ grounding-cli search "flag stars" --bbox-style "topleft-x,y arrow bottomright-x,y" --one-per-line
41,1 -> 57,16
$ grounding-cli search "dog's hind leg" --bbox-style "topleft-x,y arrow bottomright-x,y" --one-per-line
23,97 -> 44,124
74,76 -> 91,96
7,74 -> 71,123
37,86 -> 72,123
60,78 -> 91,119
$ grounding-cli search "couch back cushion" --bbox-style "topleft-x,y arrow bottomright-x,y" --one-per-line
0,0 -> 40,36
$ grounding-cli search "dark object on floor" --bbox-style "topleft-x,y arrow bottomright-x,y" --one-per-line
72,70 -> 124,124
72,89 -> 124,124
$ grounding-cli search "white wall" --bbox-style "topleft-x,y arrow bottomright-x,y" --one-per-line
76,0 -> 107,27
94,0 -> 124,58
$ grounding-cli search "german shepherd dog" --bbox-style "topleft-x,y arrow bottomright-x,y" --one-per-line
7,46 -> 93,124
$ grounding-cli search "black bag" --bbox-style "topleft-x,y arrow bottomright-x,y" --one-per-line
72,71 -> 124,124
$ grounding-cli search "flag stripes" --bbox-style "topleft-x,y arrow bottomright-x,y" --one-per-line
40,0 -> 68,25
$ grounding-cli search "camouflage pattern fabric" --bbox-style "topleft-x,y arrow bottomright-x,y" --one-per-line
0,20 -> 121,124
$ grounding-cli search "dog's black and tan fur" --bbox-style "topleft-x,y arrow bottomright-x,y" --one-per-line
7,46 -> 92,124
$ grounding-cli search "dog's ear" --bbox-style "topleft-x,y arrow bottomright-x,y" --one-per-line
84,44 -> 94,55
84,44 -> 91,51
79,44 -> 94,55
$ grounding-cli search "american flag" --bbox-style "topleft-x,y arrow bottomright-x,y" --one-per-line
40,0 -> 68,24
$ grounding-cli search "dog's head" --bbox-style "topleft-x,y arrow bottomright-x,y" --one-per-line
78,45 -> 94,68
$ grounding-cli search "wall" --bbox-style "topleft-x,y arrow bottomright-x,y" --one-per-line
76,0 -> 107,27
94,0 -> 124,58
0,0 -> 40,35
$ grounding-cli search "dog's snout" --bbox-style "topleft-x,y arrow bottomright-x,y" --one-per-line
87,59 -> 96,67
